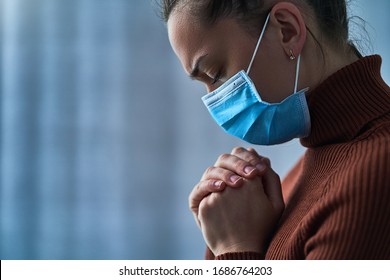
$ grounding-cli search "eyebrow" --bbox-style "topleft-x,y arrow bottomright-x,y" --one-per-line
189,54 -> 208,79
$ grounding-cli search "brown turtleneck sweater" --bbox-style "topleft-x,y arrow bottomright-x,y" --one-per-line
207,55 -> 390,260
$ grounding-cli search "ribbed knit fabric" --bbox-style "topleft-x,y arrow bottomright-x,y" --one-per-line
206,55 -> 390,260
215,252 -> 264,260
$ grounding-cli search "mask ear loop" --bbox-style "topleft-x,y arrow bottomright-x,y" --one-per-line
247,13 -> 271,75
246,13 -> 302,95
293,54 -> 301,94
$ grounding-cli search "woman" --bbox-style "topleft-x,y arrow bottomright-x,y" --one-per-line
162,0 -> 390,259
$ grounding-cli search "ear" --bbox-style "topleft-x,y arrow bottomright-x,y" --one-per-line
270,2 -> 307,59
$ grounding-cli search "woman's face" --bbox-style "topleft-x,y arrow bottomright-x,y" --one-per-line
167,7 -> 299,103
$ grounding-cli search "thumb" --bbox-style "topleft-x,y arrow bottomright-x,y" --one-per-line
261,161 -> 284,212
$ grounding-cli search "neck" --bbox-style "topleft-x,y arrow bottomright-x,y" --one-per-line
301,55 -> 390,148
325,45 -> 360,79
301,42 -> 360,92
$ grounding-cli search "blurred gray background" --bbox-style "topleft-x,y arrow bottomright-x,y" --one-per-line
1,0 -> 389,259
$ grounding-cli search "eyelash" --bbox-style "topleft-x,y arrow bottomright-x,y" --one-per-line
211,71 -> 222,85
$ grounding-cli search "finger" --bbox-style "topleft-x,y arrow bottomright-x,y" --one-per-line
248,147 -> 271,167
248,148 -> 272,167
214,153 -> 259,179
261,164 -> 284,212
230,147 -> 268,174
189,180 -> 226,215
201,166 -> 244,187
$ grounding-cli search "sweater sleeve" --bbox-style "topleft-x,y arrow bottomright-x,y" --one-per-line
305,138 -> 390,259
205,246 -> 264,260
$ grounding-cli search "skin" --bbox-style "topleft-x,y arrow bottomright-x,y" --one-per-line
167,1 -> 360,256
194,147 -> 284,255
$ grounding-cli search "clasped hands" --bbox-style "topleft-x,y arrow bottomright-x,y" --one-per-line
189,147 -> 285,257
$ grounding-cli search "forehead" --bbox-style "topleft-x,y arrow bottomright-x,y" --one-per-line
167,8 -> 257,76
167,9 -> 213,74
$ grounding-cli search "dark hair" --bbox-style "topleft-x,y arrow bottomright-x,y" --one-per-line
160,0 -> 362,55
161,0 -> 268,35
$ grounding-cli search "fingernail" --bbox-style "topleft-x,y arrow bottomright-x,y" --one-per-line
230,175 -> 242,184
214,181 -> 224,189
244,165 -> 256,175
256,163 -> 266,172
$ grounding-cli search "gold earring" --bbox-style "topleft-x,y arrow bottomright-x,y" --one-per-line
289,49 -> 296,60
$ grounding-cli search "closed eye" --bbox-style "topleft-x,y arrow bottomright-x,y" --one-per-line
211,71 -> 222,85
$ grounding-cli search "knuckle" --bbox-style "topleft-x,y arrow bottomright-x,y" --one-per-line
247,147 -> 257,153
263,157 -> 271,166
248,155 -> 262,166
236,159 -> 249,169
194,182 -> 202,193
217,153 -> 230,162
205,179 -> 218,191
208,192 -> 220,204
247,149 -> 261,159
248,148 -> 259,158
231,146 -> 245,155
204,166 -> 215,176
222,170 -> 234,181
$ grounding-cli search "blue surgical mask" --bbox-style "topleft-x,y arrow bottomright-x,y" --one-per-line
201,14 -> 311,145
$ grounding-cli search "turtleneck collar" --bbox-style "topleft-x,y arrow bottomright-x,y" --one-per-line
301,55 -> 390,148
